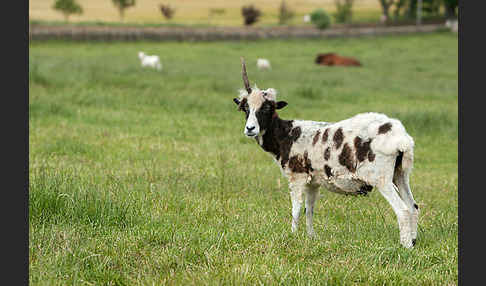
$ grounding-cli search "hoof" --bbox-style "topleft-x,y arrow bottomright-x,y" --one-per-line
412,239 -> 416,246
400,237 -> 414,249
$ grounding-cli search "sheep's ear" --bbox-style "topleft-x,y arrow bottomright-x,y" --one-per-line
276,101 -> 288,110
233,98 -> 240,106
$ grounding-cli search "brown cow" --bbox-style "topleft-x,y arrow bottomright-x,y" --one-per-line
315,53 -> 362,67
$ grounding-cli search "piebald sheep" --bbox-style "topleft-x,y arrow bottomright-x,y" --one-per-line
233,58 -> 419,248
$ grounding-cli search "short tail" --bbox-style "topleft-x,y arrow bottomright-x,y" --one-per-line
401,148 -> 414,174
395,146 -> 414,177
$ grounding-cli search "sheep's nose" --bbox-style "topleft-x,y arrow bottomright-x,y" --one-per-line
246,126 -> 255,131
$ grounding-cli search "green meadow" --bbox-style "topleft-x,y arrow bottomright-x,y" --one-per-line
29,32 -> 458,285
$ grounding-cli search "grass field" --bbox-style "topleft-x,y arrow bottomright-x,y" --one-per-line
29,0 -> 383,26
29,32 -> 458,285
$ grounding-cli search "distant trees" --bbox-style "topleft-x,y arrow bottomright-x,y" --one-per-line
333,0 -> 354,23
111,0 -> 136,22
159,4 -> 176,21
420,0 -> 442,17
278,0 -> 295,25
377,0 -> 394,22
378,0 -> 457,23
49,0 -> 457,27
241,5 -> 262,26
443,0 -> 458,19
52,0 -> 83,22
310,8 -> 331,29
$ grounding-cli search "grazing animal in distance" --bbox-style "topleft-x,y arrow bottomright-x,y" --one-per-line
232,58 -> 419,248
315,53 -> 362,67
257,58 -> 271,70
138,51 -> 162,71
445,19 -> 458,33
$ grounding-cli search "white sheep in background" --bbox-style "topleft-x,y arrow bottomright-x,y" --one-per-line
445,19 -> 458,33
232,58 -> 420,248
138,51 -> 162,71
257,58 -> 271,70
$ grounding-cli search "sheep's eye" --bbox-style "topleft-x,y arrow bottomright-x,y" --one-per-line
239,102 -> 249,113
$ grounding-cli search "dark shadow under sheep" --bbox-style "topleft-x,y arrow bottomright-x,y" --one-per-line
315,53 -> 362,67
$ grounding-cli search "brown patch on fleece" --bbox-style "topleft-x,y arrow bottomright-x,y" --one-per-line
354,136 -> 373,162
333,128 -> 344,149
288,156 -> 306,173
368,150 -> 376,162
321,128 -> 329,144
312,130 -> 321,146
303,151 -> 313,173
378,122 -> 392,134
288,151 -> 313,174
338,143 -> 356,172
324,165 -> 333,178
324,147 -> 331,161
290,127 -> 302,142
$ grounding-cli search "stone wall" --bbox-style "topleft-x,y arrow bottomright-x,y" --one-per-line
30,24 -> 446,42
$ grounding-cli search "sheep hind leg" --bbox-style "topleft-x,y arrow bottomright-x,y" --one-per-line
378,182 -> 414,248
393,171 -> 419,245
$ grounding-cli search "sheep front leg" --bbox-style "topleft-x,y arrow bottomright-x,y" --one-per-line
305,186 -> 319,237
289,182 -> 304,233
289,181 -> 319,237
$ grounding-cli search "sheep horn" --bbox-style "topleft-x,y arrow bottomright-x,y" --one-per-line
241,57 -> 252,94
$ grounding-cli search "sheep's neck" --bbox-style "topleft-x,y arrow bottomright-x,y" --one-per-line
257,115 -> 297,169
